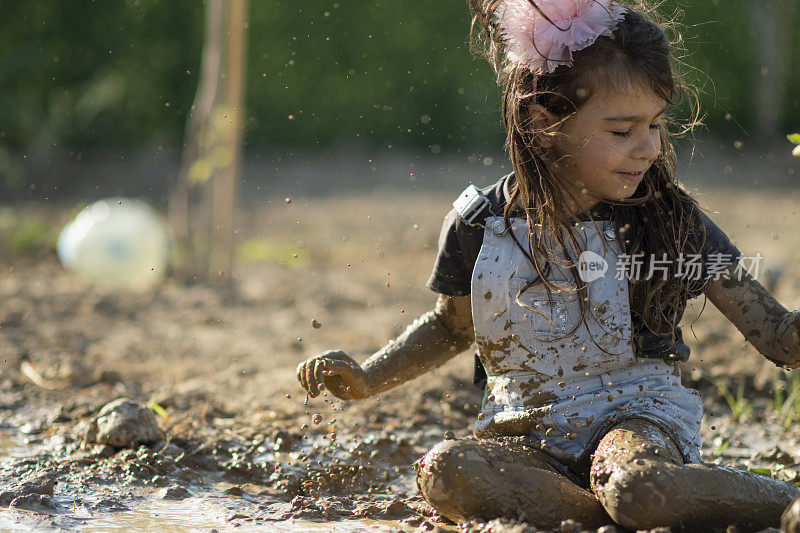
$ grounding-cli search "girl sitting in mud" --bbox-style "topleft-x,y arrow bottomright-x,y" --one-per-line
298,0 -> 800,529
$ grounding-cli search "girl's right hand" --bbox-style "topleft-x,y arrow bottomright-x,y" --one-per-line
296,350 -> 369,401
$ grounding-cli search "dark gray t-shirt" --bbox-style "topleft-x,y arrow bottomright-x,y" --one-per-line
427,173 -> 742,382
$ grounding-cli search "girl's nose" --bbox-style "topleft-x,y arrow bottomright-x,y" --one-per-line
633,131 -> 660,161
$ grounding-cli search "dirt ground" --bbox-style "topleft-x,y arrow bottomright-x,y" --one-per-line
1,183 -> 800,532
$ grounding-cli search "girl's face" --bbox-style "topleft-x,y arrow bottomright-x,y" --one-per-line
552,86 -> 666,214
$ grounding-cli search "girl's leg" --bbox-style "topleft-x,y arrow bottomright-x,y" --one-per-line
414,437 -> 609,528
591,418 -> 800,530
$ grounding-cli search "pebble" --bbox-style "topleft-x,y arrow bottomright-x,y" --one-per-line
9,494 -> 67,515
0,472 -> 56,506
84,398 -> 162,448
158,486 -> 191,500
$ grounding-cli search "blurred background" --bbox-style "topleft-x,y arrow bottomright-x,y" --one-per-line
1,0 -> 798,202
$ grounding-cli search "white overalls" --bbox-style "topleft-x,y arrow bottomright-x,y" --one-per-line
470,215 -> 703,464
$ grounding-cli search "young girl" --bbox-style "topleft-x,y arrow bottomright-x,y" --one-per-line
297,0 -> 800,529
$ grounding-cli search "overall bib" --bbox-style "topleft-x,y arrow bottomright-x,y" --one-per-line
470,215 -> 703,464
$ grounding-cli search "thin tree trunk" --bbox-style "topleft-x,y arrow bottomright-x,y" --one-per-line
210,0 -> 247,282
170,0 -> 248,283
170,0 -> 224,280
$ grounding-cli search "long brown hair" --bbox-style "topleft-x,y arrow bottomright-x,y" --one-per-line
468,0 -> 707,346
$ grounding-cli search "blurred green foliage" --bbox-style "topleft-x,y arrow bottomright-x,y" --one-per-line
0,0 -> 797,156
0,208 -> 56,256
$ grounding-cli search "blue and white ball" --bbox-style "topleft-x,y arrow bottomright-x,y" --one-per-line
57,198 -> 170,289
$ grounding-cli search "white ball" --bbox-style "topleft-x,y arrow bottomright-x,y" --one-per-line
57,198 -> 170,290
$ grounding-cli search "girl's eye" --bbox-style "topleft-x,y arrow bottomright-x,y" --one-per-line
612,124 -> 661,137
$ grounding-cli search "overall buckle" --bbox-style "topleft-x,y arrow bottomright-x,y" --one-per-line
453,185 -> 490,227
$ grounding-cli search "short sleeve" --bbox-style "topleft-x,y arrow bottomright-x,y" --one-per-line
426,209 -> 473,296
687,210 -> 744,299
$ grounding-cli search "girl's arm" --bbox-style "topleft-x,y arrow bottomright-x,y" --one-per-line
703,263 -> 800,368
297,294 -> 474,400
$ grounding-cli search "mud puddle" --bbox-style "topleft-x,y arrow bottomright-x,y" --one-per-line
0,405 -> 456,533
0,487 -> 425,532
0,430 -> 31,460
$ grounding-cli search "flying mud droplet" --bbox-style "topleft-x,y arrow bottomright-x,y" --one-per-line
311,319 -> 322,329
311,413 -> 323,425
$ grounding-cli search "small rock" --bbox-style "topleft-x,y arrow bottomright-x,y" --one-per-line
758,446 -> 795,466
84,398 -> 162,448
272,430 -> 294,452
158,486 -> 191,500
90,498 -> 130,512
354,499 -> 414,520
9,494 -> 67,515
225,486 -> 245,496
151,475 -> 171,487
0,472 -> 56,506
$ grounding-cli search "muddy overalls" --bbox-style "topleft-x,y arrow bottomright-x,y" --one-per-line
458,191 -> 703,465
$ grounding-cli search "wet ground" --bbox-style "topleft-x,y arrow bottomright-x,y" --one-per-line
1,186 -> 800,532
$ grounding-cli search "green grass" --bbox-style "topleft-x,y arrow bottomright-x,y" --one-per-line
771,370 -> 800,429
712,377 -> 753,423
0,208 -> 57,256
236,239 -> 309,266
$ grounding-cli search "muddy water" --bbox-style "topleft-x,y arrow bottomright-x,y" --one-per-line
0,431 -> 30,459
0,422 -> 455,532
0,489 -> 422,532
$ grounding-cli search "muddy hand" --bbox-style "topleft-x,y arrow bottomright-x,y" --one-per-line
296,350 -> 369,401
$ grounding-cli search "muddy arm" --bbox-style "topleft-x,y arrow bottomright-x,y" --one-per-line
703,262 -> 800,368
361,294 -> 474,396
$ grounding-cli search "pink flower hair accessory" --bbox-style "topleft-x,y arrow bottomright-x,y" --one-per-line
497,0 -> 627,73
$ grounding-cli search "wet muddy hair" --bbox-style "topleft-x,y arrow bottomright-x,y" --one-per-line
468,0 -> 708,347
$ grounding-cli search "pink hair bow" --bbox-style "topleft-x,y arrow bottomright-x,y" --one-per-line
497,0 -> 627,73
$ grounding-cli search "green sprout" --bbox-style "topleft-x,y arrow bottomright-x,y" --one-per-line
148,400 -> 170,422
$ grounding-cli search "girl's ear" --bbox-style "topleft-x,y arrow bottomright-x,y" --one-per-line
528,103 -> 559,149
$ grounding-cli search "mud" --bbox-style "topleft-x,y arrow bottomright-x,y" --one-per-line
2,190 -> 800,531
